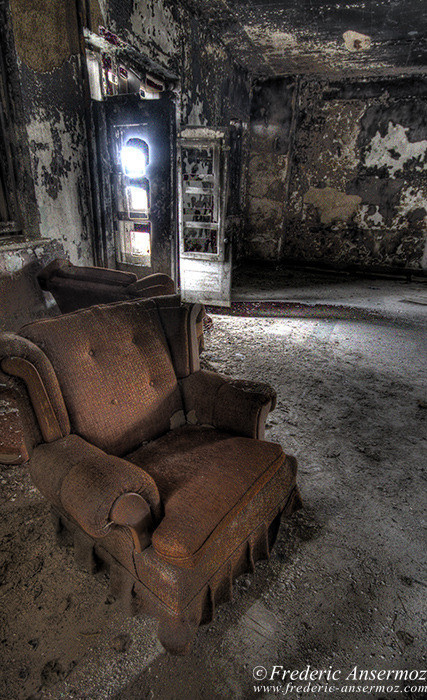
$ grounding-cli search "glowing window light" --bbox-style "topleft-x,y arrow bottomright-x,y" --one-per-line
131,230 -> 151,256
121,138 -> 149,178
128,185 -> 148,212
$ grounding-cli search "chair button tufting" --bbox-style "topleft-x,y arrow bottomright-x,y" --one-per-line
88,349 -> 94,356
149,380 -> 155,387
111,398 -> 118,405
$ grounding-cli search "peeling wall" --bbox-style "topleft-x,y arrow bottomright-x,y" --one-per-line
3,0 -> 94,266
245,76 -> 427,271
0,1 -> 94,332
13,2 -> 93,265
106,0 -> 251,128
19,61 -> 94,264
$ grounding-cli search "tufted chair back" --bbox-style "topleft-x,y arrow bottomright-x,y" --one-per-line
1,297 -> 200,458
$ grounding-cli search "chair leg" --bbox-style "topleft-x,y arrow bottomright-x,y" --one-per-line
73,529 -> 99,574
50,507 -> 72,546
157,614 -> 199,655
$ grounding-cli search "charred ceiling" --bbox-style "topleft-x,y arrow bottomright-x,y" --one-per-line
183,0 -> 427,77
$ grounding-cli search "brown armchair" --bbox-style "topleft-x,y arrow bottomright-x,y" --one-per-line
0,297 -> 301,653
37,258 -> 176,312
37,258 -> 206,351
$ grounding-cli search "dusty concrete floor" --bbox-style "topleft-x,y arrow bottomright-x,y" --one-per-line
232,266 -> 427,323
0,299 -> 426,699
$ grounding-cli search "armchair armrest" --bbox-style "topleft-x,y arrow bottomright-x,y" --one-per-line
30,435 -> 161,545
110,493 -> 153,552
126,273 -> 176,297
180,370 -> 277,439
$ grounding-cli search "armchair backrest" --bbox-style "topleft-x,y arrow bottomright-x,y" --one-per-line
22,299 -> 184,455
37,259 -> 177,314
0,298 -> 201,458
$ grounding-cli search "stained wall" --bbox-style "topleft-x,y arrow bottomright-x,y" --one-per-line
105,0 -> 250,128
8,0 -> 94,265
0,0 -> 93,329
245,76 -> 427,271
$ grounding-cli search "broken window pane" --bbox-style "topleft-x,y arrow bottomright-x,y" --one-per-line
183,226 -> 218,253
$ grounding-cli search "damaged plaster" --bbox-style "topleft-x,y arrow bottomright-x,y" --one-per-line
343,30 -> 371,53
25,97 -> 92,264
364,121 -> 427,177
304,187 -> 362,225
5,0 -> 94,269
245,76 -> 427,270
128,0 -> 180,67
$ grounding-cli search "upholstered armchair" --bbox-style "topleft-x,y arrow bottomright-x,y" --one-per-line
0,297 -> 301,653
37,257 -> 206,350
37,258 -> 176,312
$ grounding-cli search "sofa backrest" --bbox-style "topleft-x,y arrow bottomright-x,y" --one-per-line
21,299 -> 184,456
44,279 -> 131,313
38,258 -> 137,287
37,258 -> 137,313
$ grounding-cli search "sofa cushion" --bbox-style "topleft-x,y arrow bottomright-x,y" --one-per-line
21,300 -> 183,455
127,425 -> 290,568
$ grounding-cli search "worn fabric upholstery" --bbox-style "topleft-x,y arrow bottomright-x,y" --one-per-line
155,301 -> 191,379
37,258 -> 177,314
30,435 -> 161,536
0,332 -> 70,439
132,482 -> 300,615
46,280 -> 130,312
127,425 -> 290,567
21,300 -> 183,455
180,370 -> 277,438
37,259 -> 206,353
127,274 -> 175,298
38,258 -> 137,287
0,297 -> 301,654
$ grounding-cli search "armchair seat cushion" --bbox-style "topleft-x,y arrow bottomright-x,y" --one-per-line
127,426 -> 294,568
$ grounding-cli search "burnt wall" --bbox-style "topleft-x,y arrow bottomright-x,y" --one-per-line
245,77 -> 296,259
0,0 -> 94,331
245,76 -> 427,271
7,0 -> 94,265
0,1 -> 40,239
106,0 -> 251,128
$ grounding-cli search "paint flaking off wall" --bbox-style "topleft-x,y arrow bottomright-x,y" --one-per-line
365,122 -> 427,177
